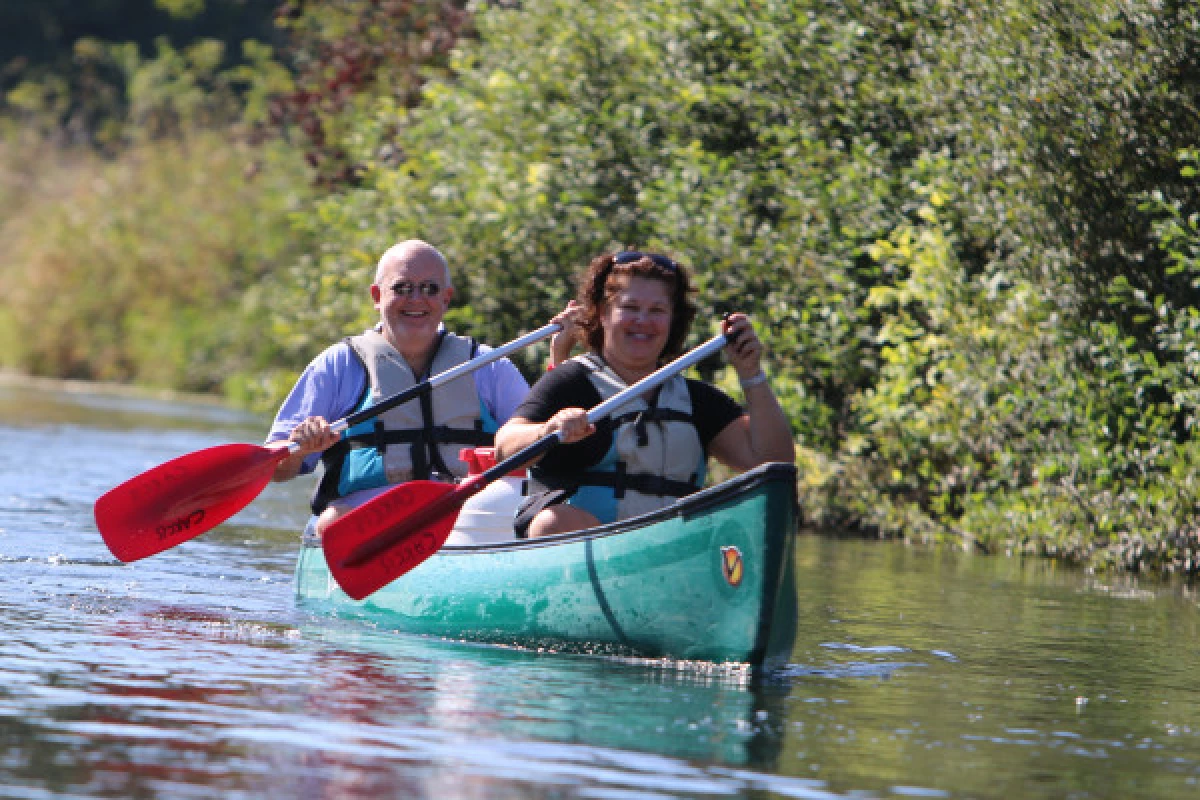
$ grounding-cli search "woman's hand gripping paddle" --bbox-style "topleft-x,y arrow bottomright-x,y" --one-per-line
321,333 -> 731,600
93,323 -> 562,563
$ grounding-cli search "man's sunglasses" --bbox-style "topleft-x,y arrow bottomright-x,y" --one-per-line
389,280 -> 443,298
613,251 -> 679,272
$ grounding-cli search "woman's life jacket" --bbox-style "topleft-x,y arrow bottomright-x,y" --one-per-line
528,353 -> 706,524
311,329 -> 495,513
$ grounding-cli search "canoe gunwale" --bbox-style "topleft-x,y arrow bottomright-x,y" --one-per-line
299,462 -> 799,554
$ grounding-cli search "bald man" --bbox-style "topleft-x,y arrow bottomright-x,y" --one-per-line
266,240 -> 537,536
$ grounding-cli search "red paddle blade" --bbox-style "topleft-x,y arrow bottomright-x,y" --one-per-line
322,479 -> 477,600
94,443 -> 288,562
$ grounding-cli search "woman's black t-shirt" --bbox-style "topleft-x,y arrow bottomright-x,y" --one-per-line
512,359 -> 744,475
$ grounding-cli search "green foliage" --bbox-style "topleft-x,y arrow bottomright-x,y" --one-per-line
268,0 -> 1200,573
0,2 -> 312,403
156,0 -> 207,18
277,0 -> 910,409
0,130 -> 312,396
7,0 -> 1200,574
824,0 -> 1200,570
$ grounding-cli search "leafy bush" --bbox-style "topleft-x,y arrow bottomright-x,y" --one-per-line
0,129 -> 311,396
267,0 -> 1200,572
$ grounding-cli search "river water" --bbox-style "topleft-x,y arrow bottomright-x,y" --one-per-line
2,379 -> 1200,798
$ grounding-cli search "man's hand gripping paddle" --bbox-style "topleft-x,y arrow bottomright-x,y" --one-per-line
321,333 -> 731,600
93,323 -> 562,562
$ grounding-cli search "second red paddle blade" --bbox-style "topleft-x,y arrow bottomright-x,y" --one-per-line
321,480 -> 464,600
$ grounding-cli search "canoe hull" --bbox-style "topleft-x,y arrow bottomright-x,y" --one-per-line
295,463 -> 798,665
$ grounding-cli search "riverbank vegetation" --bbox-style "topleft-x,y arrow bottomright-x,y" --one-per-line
3,0 -> 1200,573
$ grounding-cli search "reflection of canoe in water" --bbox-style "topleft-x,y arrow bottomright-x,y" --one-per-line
301,624 -> 783,768
295,463 -> 798,666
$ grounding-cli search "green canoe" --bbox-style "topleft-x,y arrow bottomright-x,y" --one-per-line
294,462 -> 799,666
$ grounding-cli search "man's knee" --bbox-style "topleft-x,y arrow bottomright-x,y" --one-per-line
528,505 -> 599,538
314,486 -> 387,537
314,506 -> 344,538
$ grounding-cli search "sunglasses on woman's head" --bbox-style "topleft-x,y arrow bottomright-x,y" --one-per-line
389,280 -> 442,298
613,251 -> 679,272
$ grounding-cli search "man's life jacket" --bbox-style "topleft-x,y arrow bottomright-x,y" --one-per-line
311,329 -> 495,513
528,353 -> 706,524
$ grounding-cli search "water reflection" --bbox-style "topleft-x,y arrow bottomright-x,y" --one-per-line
302,626 -> 776,761
284,627 -> 792,799
1,597 -> 798,799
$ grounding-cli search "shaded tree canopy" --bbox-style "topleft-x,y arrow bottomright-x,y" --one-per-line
0,0 -> 277,80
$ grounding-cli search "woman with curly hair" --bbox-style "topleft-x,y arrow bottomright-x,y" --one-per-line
495,250 -> 795,538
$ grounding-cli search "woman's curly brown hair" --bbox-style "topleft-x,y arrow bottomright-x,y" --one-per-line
575,250 -> 697,362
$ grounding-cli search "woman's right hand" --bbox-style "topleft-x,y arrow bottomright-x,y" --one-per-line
542,407 -> 595,444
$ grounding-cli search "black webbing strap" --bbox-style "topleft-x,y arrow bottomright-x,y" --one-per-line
555,466 -> 699,499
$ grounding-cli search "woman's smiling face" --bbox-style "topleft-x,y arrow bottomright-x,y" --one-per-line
600,275 -> 674,373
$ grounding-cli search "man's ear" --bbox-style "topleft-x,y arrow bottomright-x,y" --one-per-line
443,286 -> 455,305
370,283 -> 382,304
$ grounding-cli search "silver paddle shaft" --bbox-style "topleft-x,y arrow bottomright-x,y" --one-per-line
286,322 -> 563,452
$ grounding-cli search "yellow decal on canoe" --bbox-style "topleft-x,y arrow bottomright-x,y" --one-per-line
720,546 -> 743,588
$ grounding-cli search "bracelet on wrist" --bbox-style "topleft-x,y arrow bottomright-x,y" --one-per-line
739,369 -> 768,389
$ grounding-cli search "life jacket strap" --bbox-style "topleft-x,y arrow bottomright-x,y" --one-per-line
551,466 -> 699,499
